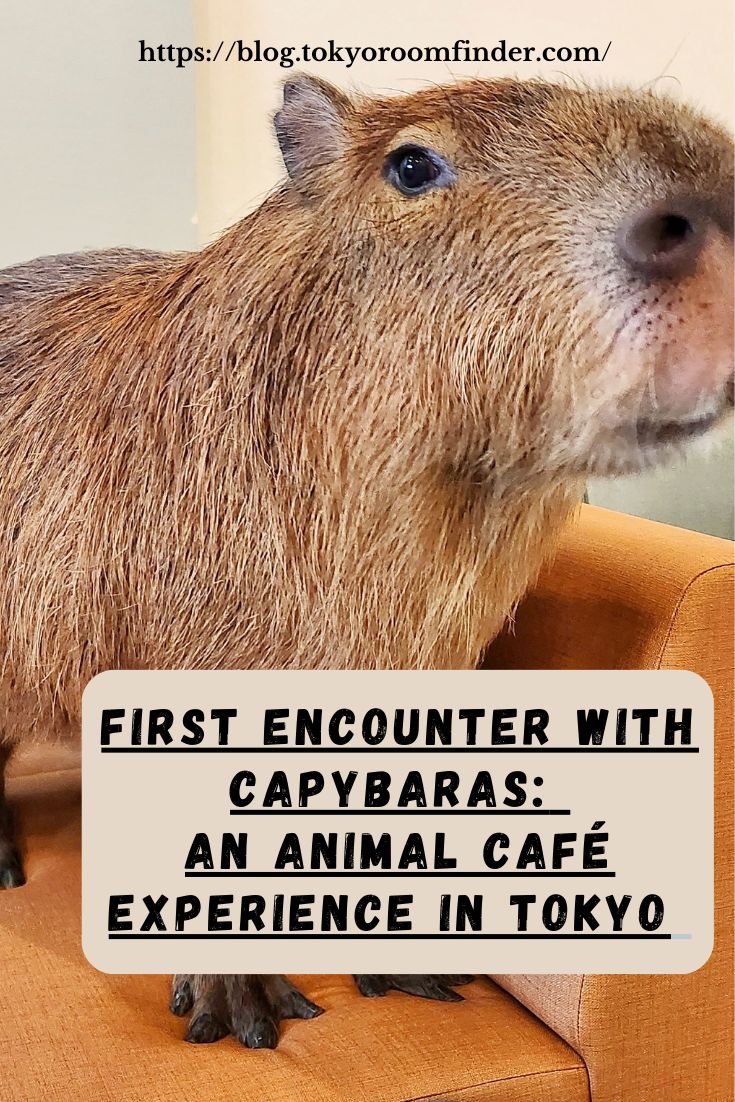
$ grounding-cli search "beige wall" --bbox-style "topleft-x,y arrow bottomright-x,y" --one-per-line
1,0 -> 197,267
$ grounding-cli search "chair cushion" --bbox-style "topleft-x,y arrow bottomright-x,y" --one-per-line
2,765 -> 589,1102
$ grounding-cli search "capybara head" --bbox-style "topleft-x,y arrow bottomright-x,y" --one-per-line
273,76 -> 734,488
0,74 -> 732,687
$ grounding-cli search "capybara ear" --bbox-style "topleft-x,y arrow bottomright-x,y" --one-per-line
274,75 -> 352,193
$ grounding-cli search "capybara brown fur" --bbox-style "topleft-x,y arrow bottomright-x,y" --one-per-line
0,75 -> 732,1047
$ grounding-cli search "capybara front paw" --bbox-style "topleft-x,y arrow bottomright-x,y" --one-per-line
171,974 -> 323,1049
267,974 -> 325,1021
354,974 -> 474,1001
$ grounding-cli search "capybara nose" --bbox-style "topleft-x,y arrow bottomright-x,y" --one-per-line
617,199 -> 709,280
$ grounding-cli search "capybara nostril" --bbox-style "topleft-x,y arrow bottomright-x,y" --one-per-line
617,200 -> 707,280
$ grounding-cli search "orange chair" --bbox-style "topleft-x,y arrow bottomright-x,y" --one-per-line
1,506 -> 732,1101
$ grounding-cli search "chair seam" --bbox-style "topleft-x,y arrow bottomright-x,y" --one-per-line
575,972 -> 586,1053
654,562 -> 734,670
402,1063 -> 587,1102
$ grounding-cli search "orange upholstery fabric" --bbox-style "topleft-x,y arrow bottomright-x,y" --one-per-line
1,767 -> 587,1102
485,506 -> 735,1102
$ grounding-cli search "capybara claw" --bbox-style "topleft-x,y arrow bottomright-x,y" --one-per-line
354,974 -> 474,1002
0,847 -> 25,889
185,1012 -> 228,1044
295,998 -> 324,1020
353,974 -> 389,998
241,1018 -> 279,1050
170,976 -> 193,1017
404,975 -> 464,1001
270,975 -> 324,1020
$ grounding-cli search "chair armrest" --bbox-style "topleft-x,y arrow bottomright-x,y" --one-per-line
484,505 -> 734,1102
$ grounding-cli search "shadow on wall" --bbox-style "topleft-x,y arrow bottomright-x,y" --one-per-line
588,431 -> 734,539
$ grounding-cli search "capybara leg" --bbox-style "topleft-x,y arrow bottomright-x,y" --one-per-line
171,974 -> 323,1049
0,744 -> 24,889
174,974 -> 230,1045
353,974 -> 474,1001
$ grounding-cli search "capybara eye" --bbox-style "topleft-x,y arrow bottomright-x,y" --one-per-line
384,145 -> 451,197
397,150 -> 436,190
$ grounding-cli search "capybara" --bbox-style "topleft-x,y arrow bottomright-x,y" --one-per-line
0,75 -> 732,1049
